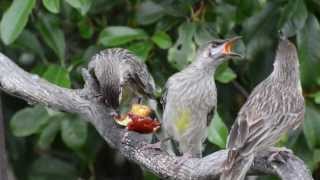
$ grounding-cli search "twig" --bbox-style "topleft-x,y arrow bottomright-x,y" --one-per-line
232,80 -> 249,98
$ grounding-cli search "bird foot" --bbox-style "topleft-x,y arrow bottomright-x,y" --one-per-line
174,152 -> 193,168
267,147 -> 292,163
110,111 -> 122,120
131,96 -> 143,105
141,137 -> 171,151
142,141 -> 162,151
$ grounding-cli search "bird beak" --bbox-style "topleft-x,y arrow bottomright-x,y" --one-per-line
222,36 -> 243,58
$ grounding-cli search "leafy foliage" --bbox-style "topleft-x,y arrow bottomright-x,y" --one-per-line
1,0 -> 320,179
208,112 -> 228,149
98,26 -> 148,47
0,0 -> 35,45
10,106 -> 50,137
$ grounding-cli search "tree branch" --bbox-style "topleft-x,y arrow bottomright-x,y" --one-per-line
0,53 -> 313,180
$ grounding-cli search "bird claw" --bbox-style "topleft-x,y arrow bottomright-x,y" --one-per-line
110,111 -> 121,119
174,152 -> 193,169
142,141 -> 162,151
131,96 -> 143,105
267,147 -> 292,163
142,137 -> 171,151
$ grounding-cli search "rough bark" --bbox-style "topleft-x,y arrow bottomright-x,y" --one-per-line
0,53 -> 313,180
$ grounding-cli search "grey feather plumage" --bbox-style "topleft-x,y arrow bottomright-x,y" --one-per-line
162,66 -> 217,157
161,40 -> 236,158
221,39 -> 305,180
89,48 -> 156,110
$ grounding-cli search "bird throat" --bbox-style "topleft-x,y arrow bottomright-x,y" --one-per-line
272,58 -> 300,87
192,56 -> 223,75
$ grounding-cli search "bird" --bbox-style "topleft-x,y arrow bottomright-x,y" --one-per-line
161,37 -> 242,158
88,48 -> 156,116
220,38 -> 305,180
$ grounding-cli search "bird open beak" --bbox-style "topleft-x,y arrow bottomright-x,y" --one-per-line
222,36 -> 243,58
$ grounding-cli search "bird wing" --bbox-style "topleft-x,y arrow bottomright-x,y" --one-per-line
160,82 -> 169,114
227,82 -> 304,156
206,107 -> 215,126
88,51 -> 121,109
227,81 -> 268,152
125,57 -> 156,98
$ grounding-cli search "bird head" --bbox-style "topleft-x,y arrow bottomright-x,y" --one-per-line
275,36 -> 298,65
208,36 -> 243,59
196,36 -> 242,68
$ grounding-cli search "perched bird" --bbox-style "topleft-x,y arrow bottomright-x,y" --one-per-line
220,38 -> 305,180
88,48 -> 156,115
161,37 -> 242,158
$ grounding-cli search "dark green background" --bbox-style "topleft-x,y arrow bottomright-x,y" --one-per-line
1,0 -> 320,179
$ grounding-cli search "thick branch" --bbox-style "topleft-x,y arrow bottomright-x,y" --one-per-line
0,53 -> 313,180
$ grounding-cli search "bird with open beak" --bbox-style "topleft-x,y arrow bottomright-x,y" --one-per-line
159,36 -> 242,158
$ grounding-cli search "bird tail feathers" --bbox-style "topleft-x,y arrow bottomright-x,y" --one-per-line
220,151 -> 254,180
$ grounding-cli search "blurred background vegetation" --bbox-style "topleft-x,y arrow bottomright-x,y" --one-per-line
1,0 -> 320,179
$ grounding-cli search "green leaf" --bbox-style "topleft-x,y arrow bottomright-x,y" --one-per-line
128,41 -> 153,62
155,17 -> 180,32
291,134 -> 316,170
35,15 -> 65,64
42,64 -> 71,88
279,0 -> 308,37
151,31 -> 172,49
234,0 -> 260,23
98,26 -> 148,47
136,1 -> 164,25
82,45 -> 99,62
311,92 -> 320,104
78,18 -> 94,39
313,149 -> 320,169
31,63 -> 48,76
37,117 -> 61,149
168,22 -> 196,70
276,133 -> 289,147
303,103 -> 320,149
10,106 -> 50,137
215,66 -> 237,84
215,4 -> 237,36
194,23 -> 217,46
28,156 -> 77,180
14,30 -> 45,61
65,0 -> 92,15
158,1 -> 190,17
42,0 -> 60,14
61,118 -> 88,149
208,112 -> 228,148
297,15 -> 320,88
0,0 -> 36,45
144,171 -> 159,180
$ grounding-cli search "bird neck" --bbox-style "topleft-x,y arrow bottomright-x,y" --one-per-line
190,56 -> 221,75
272,57 -> 301,87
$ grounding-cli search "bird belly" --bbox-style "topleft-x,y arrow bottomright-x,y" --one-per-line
163,75 -> 216,155
163,102 -> 209,154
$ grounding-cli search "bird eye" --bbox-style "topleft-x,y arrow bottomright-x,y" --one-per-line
210,41 -> 221,48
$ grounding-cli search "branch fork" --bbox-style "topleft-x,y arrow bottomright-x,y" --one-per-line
0,53 -> 313,180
